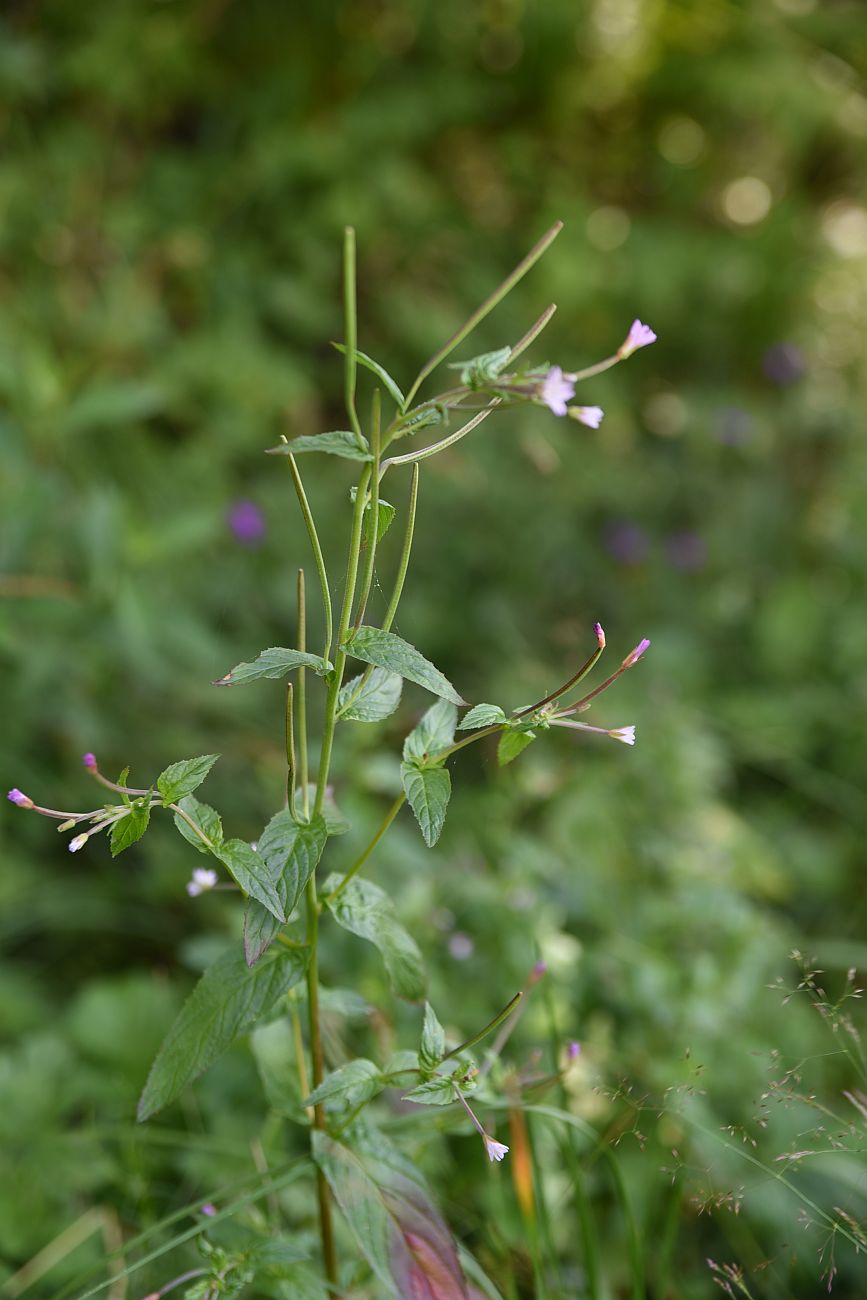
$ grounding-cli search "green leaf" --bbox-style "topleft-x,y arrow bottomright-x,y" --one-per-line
305,1059 -> 384,1111
137,943 -> 309,1120
244,812 -> 327,966
497,729 -> 536,767
458,703 -> 507,731
218,839 -> 285,921
402,1076 -> 459,1107
109,801 -> 151,857
173,795 -> 224,854
452,346 -> 512,388
312,1128 -> 470,1299
324,874 -> 426,1002
403,698 -> 457,763
420,1003 -> 446,1075
213,647 -> 331,687
333,344 -> 407,410
266,430 -> 371,461
338,667 -> 403,722
369,498 -> 395,544
344,627 -> 465,706
401,763 -> 451,848
156,754 -> 219,803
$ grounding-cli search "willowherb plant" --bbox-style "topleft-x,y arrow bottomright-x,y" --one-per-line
8,223 -> 655,1298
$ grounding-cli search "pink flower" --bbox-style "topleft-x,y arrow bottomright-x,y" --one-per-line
594,622 -> 606,648
567,1040 -> 582,1061
7,788 -> 33,808
540,366 -> 576,416
82,753 -> 97,771
200,1203 -> 217,1217
568,405 -> 604,428
622,638 -> 651,668
618,319 -> 657,358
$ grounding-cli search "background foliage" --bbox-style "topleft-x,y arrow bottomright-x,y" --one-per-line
2,0 -> 867,1295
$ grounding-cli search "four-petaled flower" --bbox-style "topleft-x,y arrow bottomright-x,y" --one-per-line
483,1135 -> 510,1163
568,405 -> 604,428
618,319 -> 657,358
540,366 -> 576,416
187,867 -> 218,897
7,788 -> 33,808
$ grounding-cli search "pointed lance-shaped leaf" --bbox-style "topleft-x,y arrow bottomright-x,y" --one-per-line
420,1003 -> 446,1075
109,800 -> 151,857
266,430 -> 372,461
344,627 -> 465,706
304,1059 -> 384,1111
137,943 -> 309,1121
332,344 -> 407,410
213,647 -> 331,687
156,754 -> 219,804
458,703 -> 507,731
401,763 -> 451,848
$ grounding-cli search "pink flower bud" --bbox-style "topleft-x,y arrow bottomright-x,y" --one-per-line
7,788 -> 33,809
568,1040 -> 582,1060
622,638 -> 651,668
594,622 -> 606,648
82,752 -> 97,771
568,405 -> 604,428
200,1202 -> 217,1216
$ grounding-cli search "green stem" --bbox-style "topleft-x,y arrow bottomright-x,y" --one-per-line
442,991 -> 522,1061
402,221 -> 563,409
352,390 -> 381,631
284,452 -> 333,662
381,460 -> 418,633
515,638 -> 605,718
296,570 -> 310,819
324,794 -> 405,903
314,464 -> 372,820
303,873 -> 338,1291
284,683 -> 297,816
343,225 -> 364,448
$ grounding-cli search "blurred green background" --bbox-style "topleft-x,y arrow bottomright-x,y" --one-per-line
3,0 -> 867,1296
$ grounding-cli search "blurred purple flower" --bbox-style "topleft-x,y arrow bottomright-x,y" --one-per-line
227,500 -> 266,547
715,406 -> 752,446
567,1040 -> 582,1061
200,1203 -> 217,1217
603,520 -> 649,566
667,530 -> 707,572
762,342 -> 805,386
448,932 -> 474,961
569,405 -> 604,428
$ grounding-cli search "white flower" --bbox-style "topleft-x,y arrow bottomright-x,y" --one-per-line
187,867 -> 218,897
483,1135 -> 510,1163
568,405 -> 604,428
608,726 -> 636,746
68,833 -> 89,853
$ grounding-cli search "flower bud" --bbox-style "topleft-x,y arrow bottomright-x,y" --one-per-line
7,788 -> 33,809
82,752 -> 98,771
621,638 -> 650,668
69,833 -> 89,853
